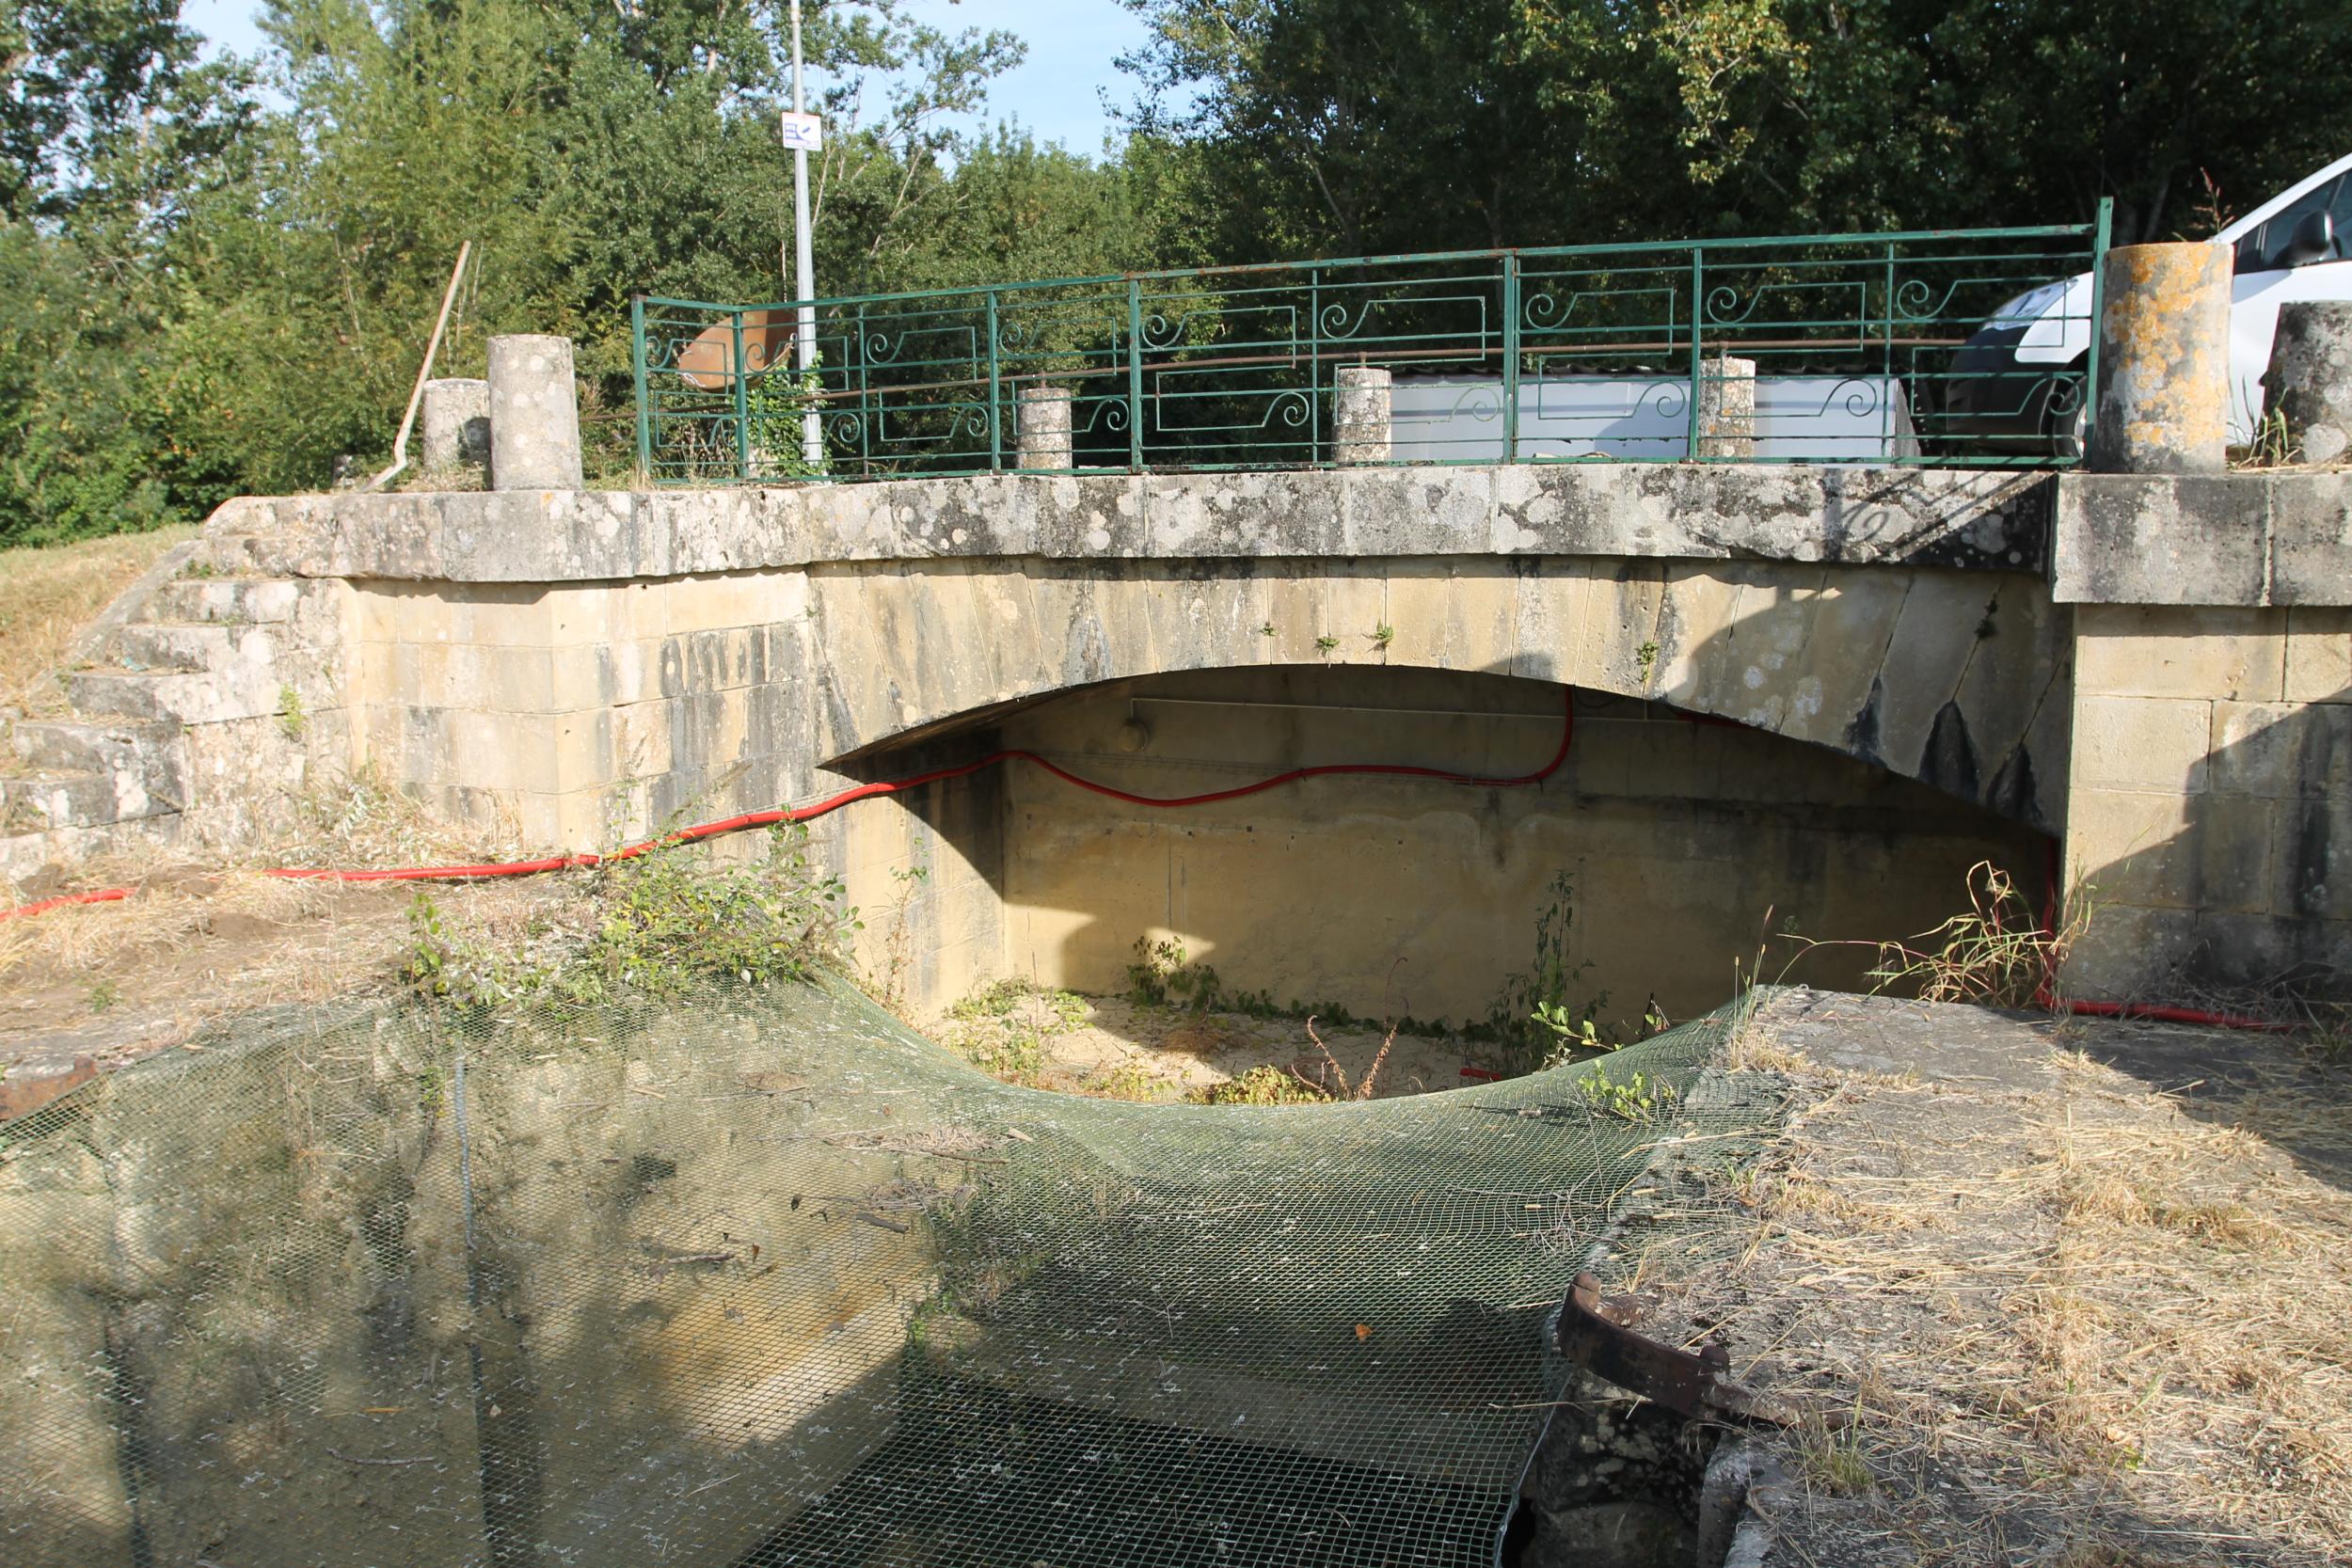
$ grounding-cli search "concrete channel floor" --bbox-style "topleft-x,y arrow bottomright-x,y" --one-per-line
1661,990 -> 2351,1568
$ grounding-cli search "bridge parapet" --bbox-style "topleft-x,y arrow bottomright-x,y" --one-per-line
215,463 -> 2053,586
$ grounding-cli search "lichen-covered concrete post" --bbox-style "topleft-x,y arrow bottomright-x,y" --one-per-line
420,377 -> 490,483
2090,243 -> 2231,473
1697,355 -> 1756,459
486,334 -> 584,491
1334,365 -> 1392,465
2262,300 -> 2352,464
1016,385 -> 1073,468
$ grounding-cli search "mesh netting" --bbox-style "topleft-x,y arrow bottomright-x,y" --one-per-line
0,976 -> 1782,1567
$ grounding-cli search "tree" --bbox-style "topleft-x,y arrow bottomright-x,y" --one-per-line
1118,0 -> 2352,254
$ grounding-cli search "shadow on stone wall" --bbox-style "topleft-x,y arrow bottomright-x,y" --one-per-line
2071,681 -> 2351,1007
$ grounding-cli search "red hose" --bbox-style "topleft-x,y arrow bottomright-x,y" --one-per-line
2,692 -> 1574,916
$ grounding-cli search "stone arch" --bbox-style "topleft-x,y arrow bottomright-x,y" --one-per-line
803,554 -> 2068,831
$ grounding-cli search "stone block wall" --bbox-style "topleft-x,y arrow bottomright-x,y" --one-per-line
2056,473 -> 2352,1000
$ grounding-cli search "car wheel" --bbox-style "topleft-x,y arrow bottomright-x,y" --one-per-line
2046,370 -> 2090,461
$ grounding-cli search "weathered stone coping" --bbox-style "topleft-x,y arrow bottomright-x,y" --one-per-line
215,464 -> 2054,585
2055,470 -> 2352,606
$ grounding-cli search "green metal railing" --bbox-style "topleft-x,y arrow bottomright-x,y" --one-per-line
632,206 -> 2110,485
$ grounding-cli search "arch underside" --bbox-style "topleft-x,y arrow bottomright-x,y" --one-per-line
808,555 -> 2067,832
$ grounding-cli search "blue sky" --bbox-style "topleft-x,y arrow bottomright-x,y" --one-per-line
181,0 -> 1168,157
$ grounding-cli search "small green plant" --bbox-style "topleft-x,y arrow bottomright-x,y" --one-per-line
1126,936 -> 1224,1010
2236,405 -> 2300,468
1633,640 -> 1661,679
1796,1410 -> 1874,1497
1485,871 -> 1595,1070
1259,623 -> 1277,638
1579,1065 -> 1677,1121
1371,623 -> 1394,650
1089,1061 -> 1167,1101
1195,1065 -> 1330,1105
1313,634 -> 1339,654
278,684 -> 305,740
872,858 -> 930,1017
180,559 -> 218,579
1534,995 -> 1668,1066
87,979 -> 120,1015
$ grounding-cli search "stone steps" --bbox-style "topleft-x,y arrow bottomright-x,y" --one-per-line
141,577 -> 301,626
1,529 -> 318,893
2,717 -> 188,837
66,663 -> 286,725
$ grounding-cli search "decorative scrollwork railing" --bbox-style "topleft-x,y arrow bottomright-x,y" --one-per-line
632,208 -> 2109,485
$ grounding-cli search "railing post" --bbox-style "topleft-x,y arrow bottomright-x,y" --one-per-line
985,289 -> 1003,473
630,293 -> 653,485
729,309 -> 751,483
1310,267 -> 1323,466
2081,197 -> 2115,467
854,303 -> 871,477
1126,277 -> 1145,471
1883,241 -> 1898,457
1502,253 -> 1521,463
1687,247 -> 1705,460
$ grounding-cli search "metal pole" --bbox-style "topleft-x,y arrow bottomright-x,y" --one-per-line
791,0 -> 820,467
630,293 -> 652,484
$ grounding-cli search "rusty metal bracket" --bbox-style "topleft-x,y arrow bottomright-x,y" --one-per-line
1556,1273 -> 1796,1426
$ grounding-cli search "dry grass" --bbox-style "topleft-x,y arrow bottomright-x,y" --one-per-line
1678,1006 -> 2352,1566
0,528 -> 197,721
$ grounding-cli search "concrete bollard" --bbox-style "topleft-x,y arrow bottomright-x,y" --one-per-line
2090,243 -> 2232,474
2261,301 -> 2352,465
486,335 -> 584,491
1334,364 -> 1392,465
1697,355 -> 1756,459
420,378 -> 490,483
1016,385 -> 1074,468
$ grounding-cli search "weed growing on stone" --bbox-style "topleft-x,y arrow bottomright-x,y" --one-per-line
278,684 -> 305,740
1313,634 -> 1339,654
1486,871 -> 1661,1071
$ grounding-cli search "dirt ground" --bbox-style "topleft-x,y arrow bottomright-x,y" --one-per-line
1647,989 -> 2352,1568
920,981 -> 1502,1101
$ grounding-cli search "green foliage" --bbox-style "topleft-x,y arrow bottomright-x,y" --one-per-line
939,977 -> 1089,1088
1119,0 -> 2352,257
1193,1064 -> 1329,1105
1578,1064 -> 1677,1122
277,683 -> 305,740
404,822 -> 845,1010
1126,936 -> 1225,1010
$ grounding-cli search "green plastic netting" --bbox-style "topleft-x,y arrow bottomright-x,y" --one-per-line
0,976 -> 1783,1567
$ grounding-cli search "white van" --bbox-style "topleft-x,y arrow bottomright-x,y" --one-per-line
1947,153 -> 2352,452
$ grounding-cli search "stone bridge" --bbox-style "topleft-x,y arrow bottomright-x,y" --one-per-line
8,462 -> 2349,1023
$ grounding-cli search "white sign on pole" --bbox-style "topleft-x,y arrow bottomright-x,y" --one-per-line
779,111 -> 824,152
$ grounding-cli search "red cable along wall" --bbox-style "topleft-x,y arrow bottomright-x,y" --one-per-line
4,690 -> 1576,913
1,695 -> 2294,1037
